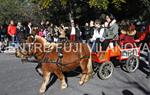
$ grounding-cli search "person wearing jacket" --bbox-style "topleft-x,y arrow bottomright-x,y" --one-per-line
101,14 -> 119,50
7,20 -> 16,46
75,24 -> 82,42
70,20 -> 76,41
90,19 -> 104,52
16,22 -> 25,44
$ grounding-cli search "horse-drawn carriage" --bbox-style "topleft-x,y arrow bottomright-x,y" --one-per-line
15,34 -> 141,94
90,23 -> 150,80
91,40 -> 140,80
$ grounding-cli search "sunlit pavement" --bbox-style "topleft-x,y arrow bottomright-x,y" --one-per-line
0,53 -> 149,95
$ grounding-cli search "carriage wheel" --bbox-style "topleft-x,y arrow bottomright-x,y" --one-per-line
124,55 -> 139,73
97,61 -> 114,80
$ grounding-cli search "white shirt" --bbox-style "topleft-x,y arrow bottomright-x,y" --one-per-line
90,28 -> 104,41
71,26 -> 76,35
28,25 -> 32,34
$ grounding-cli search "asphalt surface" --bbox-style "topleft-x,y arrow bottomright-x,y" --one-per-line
0,53 -> 150,95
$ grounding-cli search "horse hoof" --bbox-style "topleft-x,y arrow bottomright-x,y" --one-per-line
79,81 -> 84,85
61,84 -> 68,89
39,88 -> 46,94
84,79 -> 89,83
84,76 -> 90,83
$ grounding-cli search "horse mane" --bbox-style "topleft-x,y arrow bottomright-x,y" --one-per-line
35,35 -> 48,45
35,35 -> 59,50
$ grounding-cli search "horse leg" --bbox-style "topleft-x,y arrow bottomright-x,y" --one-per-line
36,64 -> 43,76
79,59 -> 89,85
37,68 -> 43,75
87,55 -> 93,77
54,69 -> 67,89
39,70 -> 51,94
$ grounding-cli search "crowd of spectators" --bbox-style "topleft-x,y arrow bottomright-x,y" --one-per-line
0,13 -> 149,52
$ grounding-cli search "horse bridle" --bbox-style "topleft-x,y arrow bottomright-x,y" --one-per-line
28,35 -> 49,58
18,35 -> 37,57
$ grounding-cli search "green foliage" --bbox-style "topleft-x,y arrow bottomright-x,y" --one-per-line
36,0 -> 126,10
0,0 -> 43,24
40,0 -> 53,9
1,0 -> 150,25
112,0 -> 126,9
89,0 -> 109,10
60,0 -> 68,6
88,0 -> 126,10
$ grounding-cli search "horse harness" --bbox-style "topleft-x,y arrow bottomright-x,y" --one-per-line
40,44 -> 90,74
24,35 -> 90,74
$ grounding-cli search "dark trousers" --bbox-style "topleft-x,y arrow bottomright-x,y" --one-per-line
101,40 -> 110,51
90,39 -> 105,52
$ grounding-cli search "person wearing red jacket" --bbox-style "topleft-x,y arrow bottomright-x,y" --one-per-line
136,24 -> 150,48
136,24 -> 150,78
7,20 -> 16,46
119,20 -> 138,48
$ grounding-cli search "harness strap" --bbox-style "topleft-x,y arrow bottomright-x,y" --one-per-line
80,55 -> 90,60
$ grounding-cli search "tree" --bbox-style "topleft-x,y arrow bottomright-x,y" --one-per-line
30,0 -> 127,24
0,0 -> 43,24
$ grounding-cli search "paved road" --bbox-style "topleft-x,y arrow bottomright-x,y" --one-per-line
0,53 -> 150,95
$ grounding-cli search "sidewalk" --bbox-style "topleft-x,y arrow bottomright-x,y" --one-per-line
3,46 -> 16,53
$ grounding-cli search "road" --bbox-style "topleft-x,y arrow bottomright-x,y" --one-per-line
0,53 -> 150,95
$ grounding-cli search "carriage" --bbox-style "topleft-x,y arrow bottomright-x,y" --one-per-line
91,40 -> 140,80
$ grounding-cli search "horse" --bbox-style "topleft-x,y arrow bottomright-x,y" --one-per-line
15,35 -> 93,94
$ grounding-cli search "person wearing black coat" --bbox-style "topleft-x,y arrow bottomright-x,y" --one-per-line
16,22 -> 25,44
75,24 -> 82,42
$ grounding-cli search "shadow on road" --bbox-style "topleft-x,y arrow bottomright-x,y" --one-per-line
122,89 -> 134,95
65,67 -> 81,77
123,81 -> 150,95
45,67 -> 81,92
139,60 -> 150,76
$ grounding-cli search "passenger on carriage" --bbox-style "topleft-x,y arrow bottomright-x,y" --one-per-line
136,24 -> 150,48
119,20 -> 139,48
89,19 -> 104,52
101,14 -> 119,51
136,24 -> 150,78
90,14 -> 119,52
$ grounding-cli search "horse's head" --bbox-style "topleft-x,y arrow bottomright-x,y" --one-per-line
15,34 -> 46,58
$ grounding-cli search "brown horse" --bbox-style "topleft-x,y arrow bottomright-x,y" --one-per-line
16,35 -> 93,94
